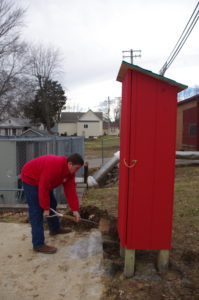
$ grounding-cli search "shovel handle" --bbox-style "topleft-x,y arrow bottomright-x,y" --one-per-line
62,215 -> 76,222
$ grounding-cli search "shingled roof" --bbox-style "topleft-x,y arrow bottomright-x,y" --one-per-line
59,111 -> 103,123
0,117 -> 31,128
178,94 -> 199,106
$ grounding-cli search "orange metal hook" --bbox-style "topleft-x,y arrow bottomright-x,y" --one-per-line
123,159 -> 138,168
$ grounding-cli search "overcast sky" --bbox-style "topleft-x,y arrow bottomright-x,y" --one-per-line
17,0 -> 199,111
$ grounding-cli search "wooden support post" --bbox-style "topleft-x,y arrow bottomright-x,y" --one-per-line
84,162 -> 88,185
157,250 -> 170,272
124,249 -> 135,278
120,244 -> 125,258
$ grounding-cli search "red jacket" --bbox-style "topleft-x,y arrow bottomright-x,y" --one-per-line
20,155 -> 79,211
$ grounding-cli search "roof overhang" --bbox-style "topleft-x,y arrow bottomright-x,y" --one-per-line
117,61 -> 188,93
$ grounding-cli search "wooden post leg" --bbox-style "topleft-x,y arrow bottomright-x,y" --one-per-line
157,250 -> 170,272
124,249 -> 135,278
120,244 -> 125,258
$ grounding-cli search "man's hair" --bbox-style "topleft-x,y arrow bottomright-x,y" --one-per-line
67,153 -> 84,166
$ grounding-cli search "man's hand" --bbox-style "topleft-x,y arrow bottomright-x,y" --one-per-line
43,210 -> 49,217
73,211 -> 81,222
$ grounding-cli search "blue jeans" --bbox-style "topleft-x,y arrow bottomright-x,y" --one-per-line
22,181 -> 60,248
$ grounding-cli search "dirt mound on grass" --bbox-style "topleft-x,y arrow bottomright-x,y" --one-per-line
60,205 -> 119,241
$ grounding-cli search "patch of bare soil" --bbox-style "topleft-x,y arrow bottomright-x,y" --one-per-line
60,205 -> 108,231
71,207 -> 199,300
100,215 -> 199,300
59,205 -> 119,243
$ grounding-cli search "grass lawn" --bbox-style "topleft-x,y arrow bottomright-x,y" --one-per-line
83,165 -> 199,225
174,166 -> 199,229
84,136 -> 120,158
83,185 -> 118,217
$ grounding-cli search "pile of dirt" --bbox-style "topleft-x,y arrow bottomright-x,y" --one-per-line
60,205 -> 119,241
0,205 -> 118,238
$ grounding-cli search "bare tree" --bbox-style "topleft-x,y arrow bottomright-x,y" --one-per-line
65,98 -> 83,112
98,96 -> 121,122
27,44 -> 62,87
98,97 -> 112,122
113,97 -> 121,126
3,77 -> 36,118
178,85 -> 199,101
0,0 -> 26,118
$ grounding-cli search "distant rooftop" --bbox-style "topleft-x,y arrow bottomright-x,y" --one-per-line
59,111 -> 103,123
0,117 -> 31,128
178,94 -> 199,105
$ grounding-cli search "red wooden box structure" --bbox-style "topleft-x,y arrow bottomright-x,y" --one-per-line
117,61 -> 187,250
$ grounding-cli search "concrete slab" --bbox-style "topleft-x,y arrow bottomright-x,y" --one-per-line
0,223 -> 104,300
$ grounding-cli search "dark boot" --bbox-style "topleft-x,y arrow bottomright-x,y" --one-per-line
33,244 -> 57,254
49,227 -> 72,236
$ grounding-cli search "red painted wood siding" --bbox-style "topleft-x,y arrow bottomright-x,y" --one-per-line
183,106 -> 197,147
118,70 -> 132,246
118,70 -> 178,250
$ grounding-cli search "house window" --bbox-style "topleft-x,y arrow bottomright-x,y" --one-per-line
189,124 -> 196,137
84,124 -> 88,128
12,129 -> 16,136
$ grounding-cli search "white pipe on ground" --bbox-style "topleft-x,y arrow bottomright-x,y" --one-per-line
176,151 -> 199,160
87,151 -> 199,187
87,151 -> 120,187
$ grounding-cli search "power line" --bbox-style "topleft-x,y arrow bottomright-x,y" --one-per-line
166,2 -> 199,66
167,13 -> 198,68
159,2 -> 199,76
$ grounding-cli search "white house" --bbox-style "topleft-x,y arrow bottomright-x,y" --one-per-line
58,110 -> 103,138
0,118 -> 31,136
0,117 -> 45,137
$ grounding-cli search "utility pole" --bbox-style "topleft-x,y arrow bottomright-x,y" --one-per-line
122,49 -> 141,64
107,96 -> 111,133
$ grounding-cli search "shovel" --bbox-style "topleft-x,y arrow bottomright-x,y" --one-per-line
47,208 -> 98,225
